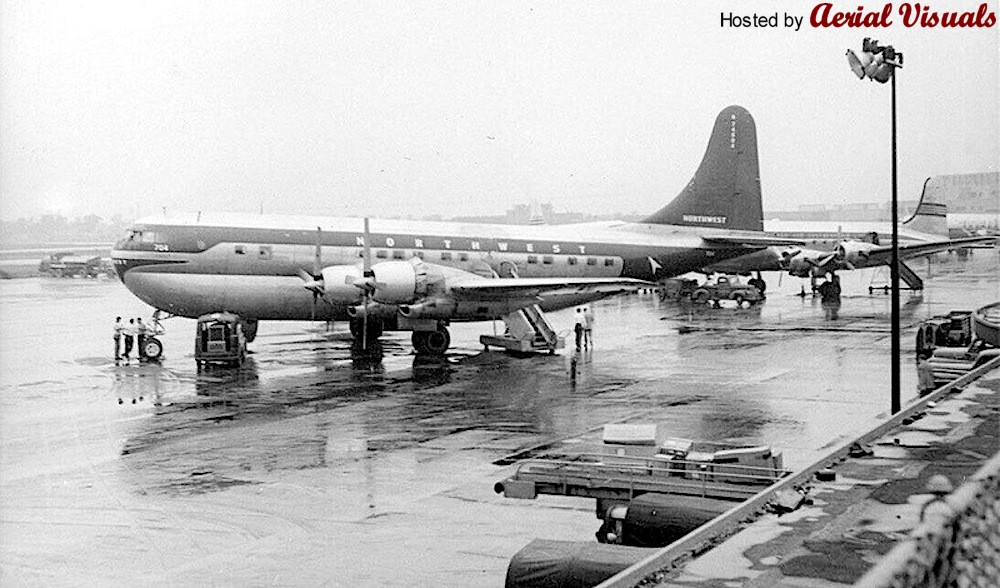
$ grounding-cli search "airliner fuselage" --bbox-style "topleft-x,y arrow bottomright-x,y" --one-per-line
112,213 -> 752,321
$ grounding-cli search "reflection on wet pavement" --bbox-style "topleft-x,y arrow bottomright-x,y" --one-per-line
1,252 -> 998,585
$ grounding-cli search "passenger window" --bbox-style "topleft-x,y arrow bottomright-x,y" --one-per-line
604,258 -> 615,266
459,253 -> 469,262
235,245 -> 245,255
527,255 -> 538,264
392,250 -> 405,259
568,257 -> 577,265
587,257 -> 597,266
376,250 -> 388,259
441,252 -> 453,261
258,246 -> 272,259
543,256 -> 554,265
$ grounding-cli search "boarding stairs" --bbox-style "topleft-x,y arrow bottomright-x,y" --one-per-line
481,304 -> 565,353
869,260 -> 924,293
479,261 -> 565,353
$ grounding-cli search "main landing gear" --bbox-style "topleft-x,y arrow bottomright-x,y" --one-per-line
411,326 -> 451,355
349,317 -> 384,346
348,317 -> 452,355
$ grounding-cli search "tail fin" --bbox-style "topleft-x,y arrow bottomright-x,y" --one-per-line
643,105 -> 763,231
902,178 -> 948,237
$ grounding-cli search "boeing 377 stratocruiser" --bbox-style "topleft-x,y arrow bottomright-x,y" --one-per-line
112,105 -> 801,355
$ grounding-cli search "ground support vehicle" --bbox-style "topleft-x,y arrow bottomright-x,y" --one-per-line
916,303 -> 1000,391
690,275 -> 762,307
916,310 -> 973,359
657,277 -> 699,301
194,312 -> 247,368
495,428 -> 788,548
39,254 -> 112,278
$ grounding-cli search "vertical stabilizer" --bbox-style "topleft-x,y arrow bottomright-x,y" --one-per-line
643,105 -> 763,231
902,178 -> 948,237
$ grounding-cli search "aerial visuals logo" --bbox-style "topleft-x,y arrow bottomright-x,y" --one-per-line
721,2 -> 997,29
811,3 -> 996,27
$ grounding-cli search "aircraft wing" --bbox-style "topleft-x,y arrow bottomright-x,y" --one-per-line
448,277 -> 654,300
702,235 -> 805,248
868,235 -> 997,263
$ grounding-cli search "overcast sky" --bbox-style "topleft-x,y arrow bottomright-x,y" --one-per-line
1,1 -> 997,221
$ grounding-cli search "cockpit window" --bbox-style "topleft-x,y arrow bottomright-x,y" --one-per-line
140,232 -> 159,243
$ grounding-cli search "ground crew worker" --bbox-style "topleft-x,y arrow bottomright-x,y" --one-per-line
113,317 -> 123,361
122,318 -> 136,362
574,308 -> 585,351
136,318 -> 147,361
583,306 -> 594,349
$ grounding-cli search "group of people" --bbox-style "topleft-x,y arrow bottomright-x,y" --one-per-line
113,316 -> 151,363
574,306 -> 595,351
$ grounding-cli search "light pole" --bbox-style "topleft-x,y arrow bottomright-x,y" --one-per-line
847,38 -> 903,414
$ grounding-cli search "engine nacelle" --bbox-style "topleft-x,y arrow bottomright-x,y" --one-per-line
318,259 -> 428,305
347,302 -> 399,320
835,241 -> 878,267
398,298 -> 457,320
369,260 -> 424,304
320,265 -> 364,303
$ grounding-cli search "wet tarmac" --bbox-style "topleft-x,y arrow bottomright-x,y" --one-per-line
1,251 -> 997,585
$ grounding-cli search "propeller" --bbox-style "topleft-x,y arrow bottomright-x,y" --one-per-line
297,226 -> 324,320
357,218 -> 374,349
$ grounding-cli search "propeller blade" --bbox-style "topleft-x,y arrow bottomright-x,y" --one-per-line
362,217 -> 372,273
313,226 -> 322,276
297,269 -> 324,293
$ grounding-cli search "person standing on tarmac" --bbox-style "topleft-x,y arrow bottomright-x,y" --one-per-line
113,317 -> 123,361
583,306 -> 595,349
136,318 -> 147,361
122,318 -> 136,362
574,308 -> 585,351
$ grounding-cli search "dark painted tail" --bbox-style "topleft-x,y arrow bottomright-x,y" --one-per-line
643,105 -> 763,231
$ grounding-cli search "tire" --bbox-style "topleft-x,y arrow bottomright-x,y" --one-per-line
693,290 -> 710,304
142,337 -> 163,361
412,331 -> 429,354
732,294 -> 745,307
423,327 -> 451,355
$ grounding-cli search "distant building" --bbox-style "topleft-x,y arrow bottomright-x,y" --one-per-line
765,172 -> 999,223
924,172 -> 999,213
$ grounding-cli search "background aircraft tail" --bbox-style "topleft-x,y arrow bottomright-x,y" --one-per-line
643,105 -> 763,231
902,178 -> 949,237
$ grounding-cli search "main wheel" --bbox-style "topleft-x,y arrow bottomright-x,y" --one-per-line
350,317 -> 383,343
142,337 -> 163,361
412,331 -> 430,354
422,327 -> 451,355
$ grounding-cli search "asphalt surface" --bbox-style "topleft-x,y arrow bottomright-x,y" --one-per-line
1,251 -> 997,586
